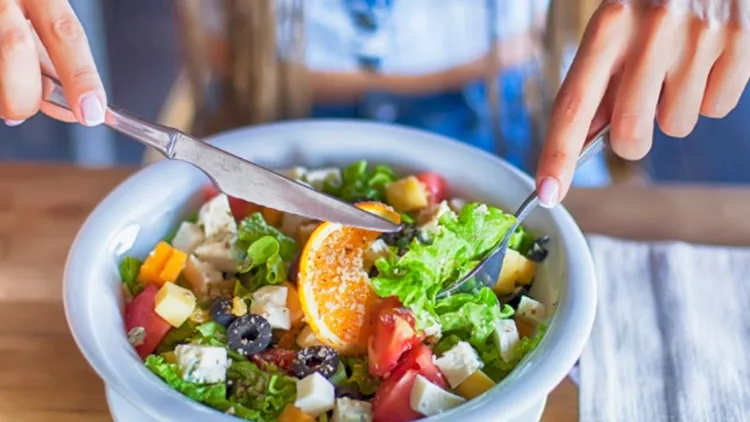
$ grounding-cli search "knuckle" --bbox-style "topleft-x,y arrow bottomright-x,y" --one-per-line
67,64 -> 100,86
554,91 -> 586,123
50,12 -> 86,44
0,26 -> 31,55
612,111 -> 651,144
542,148 -> 568,170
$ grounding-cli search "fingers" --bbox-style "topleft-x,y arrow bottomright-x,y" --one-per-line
30,25 -> 76,122
611,6 -> 677,160
701,26 -> 750,118
25,0 -> 106,126
657,17 -> 723,137
536,3 -> 630,207
0,0 -> 42,124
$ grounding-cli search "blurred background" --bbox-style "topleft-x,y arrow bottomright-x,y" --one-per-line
1,0 -> 749,186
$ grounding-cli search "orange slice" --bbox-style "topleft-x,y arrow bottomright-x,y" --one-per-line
297,202 -> 400,356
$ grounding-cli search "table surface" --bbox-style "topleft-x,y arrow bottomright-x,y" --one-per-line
3,164 -> 748,422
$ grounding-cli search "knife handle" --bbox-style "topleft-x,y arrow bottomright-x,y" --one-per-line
43,73 -> 177,158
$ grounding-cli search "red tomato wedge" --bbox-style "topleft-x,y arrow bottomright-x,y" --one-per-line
368,298 -> 420,377
201,184 -> 262,221
372,369 -> 422,422
389,343 -> 447,389
124,284 -> 171,360
416,172 -> 447,204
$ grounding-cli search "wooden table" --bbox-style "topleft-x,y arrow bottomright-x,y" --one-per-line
2,164 -> 747,422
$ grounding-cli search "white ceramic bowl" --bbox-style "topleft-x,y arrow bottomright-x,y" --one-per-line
64,120 -> 596,422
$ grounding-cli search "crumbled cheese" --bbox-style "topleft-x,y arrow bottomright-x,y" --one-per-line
363,239 -> 390,269
250,301 -> 291,330
516,296 -> 547,325
175,344 -> 228,384
305,167 -> 342,191
183,255 -> 224,299
193,236 -> 241,273
332,397 -> 373,422
297,325 -> 324,348
171,222 -> 205,254
198,194 -> 237,240
295,372 -> 336,417
416,200 -> 453,234
252,285 -> 288,306
447,198 -> 468,214
409,374 -> 466,416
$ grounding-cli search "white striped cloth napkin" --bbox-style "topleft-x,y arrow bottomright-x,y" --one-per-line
578,235 -> 750,422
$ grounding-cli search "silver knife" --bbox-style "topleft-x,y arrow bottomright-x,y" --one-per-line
43,75 -> 400,233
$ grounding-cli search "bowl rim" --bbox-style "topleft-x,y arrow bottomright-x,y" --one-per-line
64,119 -> 597,421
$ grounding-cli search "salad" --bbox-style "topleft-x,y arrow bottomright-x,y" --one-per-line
120,160 -> 550,422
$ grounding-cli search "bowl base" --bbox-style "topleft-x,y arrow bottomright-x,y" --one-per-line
106,386 -> 547,422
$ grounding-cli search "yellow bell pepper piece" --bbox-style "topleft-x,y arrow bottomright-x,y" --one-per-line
278,404 -> 315,422
455,370 -> 495,400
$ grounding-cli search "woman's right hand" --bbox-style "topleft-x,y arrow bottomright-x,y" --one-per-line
1,0 -> 106,127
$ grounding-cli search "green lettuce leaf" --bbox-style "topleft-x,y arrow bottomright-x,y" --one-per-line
435,288 -> 514,348
236,213 -> 298,261
508,226 -> 536,256
340,357 -> 380,396
323,160 -> 395,202
371,203 -> 516,329
226,360 -> 297,420
119,256 -> 143,296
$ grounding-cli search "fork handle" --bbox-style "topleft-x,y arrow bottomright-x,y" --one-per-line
43,73 -> 177,158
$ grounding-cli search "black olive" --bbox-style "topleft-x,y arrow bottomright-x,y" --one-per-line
335,384 -> 364,400
500,286 -> 529,308
527,235 -> 550,262
210,297 -> 236,328
290,345 -> 340,379
227,314 -> 273,356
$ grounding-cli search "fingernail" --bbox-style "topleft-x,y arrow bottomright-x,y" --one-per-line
537,177 -> 560,208
80,94 -> 105,126
4,119 -> 25,127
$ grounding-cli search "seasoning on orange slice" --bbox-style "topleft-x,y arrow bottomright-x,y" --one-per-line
297,202 -> 400,356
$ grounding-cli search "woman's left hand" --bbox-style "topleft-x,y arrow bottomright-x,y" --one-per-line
536,1 -> 750,207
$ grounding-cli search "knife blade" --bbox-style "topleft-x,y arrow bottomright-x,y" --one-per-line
42,73 -> 401,233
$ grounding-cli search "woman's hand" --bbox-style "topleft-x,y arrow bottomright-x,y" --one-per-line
0,0 -> 105,126
536,0 -> 750,207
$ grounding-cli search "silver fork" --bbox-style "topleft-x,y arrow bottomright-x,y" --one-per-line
437,124 -> 611,299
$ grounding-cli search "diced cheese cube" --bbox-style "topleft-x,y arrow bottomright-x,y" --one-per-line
297,325 -> 324,349
154,282 -> 197,328
280,213 -> 311,238
455,370 -> 495,400
416,200 -> 452,234
434,341 -> 483,389
194,237 -> 242,273
252,285 -> 288,306
516,296 -> 547,325
493,249 -> 537,295
305,167 -> 341,191
175,344 -> 228,384
280,166 -> 308,181
294,372 -> 335,417
423,322 -> 442,340
171,222 -> 205,254
198,194 -> 237,240
332,397 -> 373,422
447,198 -> 468,214
363,239 -> 390,270
250,301 -> 291,330
385,176 -> 429,212
492,319 -> 520,363
183,255 -> 224,299
409,374 -> 466,416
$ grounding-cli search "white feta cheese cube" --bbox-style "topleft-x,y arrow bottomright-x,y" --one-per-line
171,222 -> 205,254
447,198 -> 468,214
363,239 -> 390,269
295,372 -> 335,417
332,397 -> 373,422
434,341 -> 483,389
493,319 -> 520,363
409,374 -> 466,416
175,344 -> 228,384
183,255 -> 224,299
250,301 -> 291,330
252,285 -> 288,306
517,296 -> 547,325
423,322 -> 442,340
198,194 -> 237,240
280,166 -> 308,181
194,236 -> 241,273
417,200 -> 453,234
297,325 -> 324,349
280,212 -> 311,238
305,167 -> 342,191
